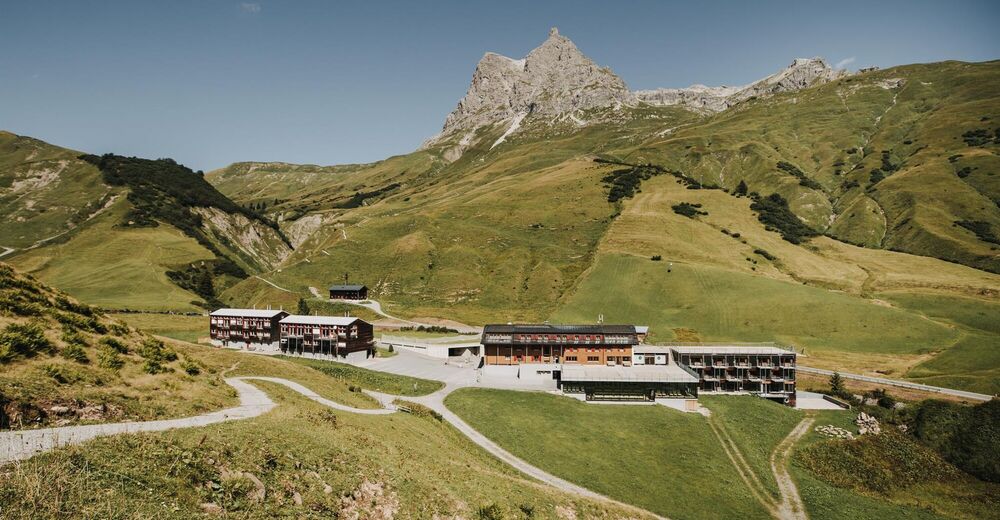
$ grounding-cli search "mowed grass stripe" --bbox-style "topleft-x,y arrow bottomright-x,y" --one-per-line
445,388 -> 769,520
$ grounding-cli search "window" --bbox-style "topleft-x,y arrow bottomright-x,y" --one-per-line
565,356 -> 577,362
587,356 -> 599,363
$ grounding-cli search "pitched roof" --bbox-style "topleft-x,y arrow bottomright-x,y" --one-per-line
482,324 -> 637,335
210,308 -> 287,318
328,284 -> 367,291
280,315 -> 362,326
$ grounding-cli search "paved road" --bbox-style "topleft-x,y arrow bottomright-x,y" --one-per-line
0,246 -> 15,259
797,366 -> 992,401
0,378 -> 276,464
307,287 -> 482,333
0,371 -> 662,518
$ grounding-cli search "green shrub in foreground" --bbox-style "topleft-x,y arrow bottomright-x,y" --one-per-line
0,321 -> 53,363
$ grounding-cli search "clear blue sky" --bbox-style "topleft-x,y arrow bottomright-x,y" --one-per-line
2,0 -> 998,171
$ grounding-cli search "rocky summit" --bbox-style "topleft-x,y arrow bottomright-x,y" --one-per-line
636,57 -> 848,112
431,27 -> 635,143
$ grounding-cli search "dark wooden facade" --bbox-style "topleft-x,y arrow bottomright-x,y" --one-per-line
481,324 -> 638,365
209,309 -> 288,348
279,315 -> 374,357
328,284 -> 368,300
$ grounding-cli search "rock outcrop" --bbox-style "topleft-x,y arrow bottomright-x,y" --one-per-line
636,57 -> 849,112
429,27 -> 634,145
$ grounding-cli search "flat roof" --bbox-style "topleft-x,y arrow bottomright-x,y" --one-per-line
635,326 -> 649,334
560,364 -> 698,383
329,284 -> 366,291
210,308 -> 287,318
483,324 -> 637,335
670,345 -> 794,355
280,315 -> 362,326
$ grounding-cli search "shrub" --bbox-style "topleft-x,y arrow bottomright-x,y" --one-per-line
650,255 -> 662,261
797,429 -> 963,494
137,337 -> 177,363
99,336 -> 129,354
61,343 -> 89,364
906,399 -> 1000,482
954,220 -> 1000,245
181,360 -> 201,376
753,249 -> 776,261
476,503 -> 507,520
0,322 -> 53,363
97,344 -> 125,370
829,371 -> 849,399
601,164 -> 667,202
750,193 -> 818,244
142,359 -> 169,374
671,202 -> 707,218
735,180 -> 748,196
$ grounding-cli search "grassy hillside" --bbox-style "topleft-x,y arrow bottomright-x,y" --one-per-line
0,131 -> 117,249
8,198 -> 217,312
0,262 -> 233,428
1,383 -> 648,520
445,389 -> 995,520
618,60 -> 1000,274
1,140 -> 294,311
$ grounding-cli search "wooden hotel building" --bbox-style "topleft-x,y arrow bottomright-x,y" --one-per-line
209,308 -> 288,351
481,324 -> 638,366
279,315 -> 375,359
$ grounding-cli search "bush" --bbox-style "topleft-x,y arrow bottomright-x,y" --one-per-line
476,503 -> 507,520
906,399 -> 1000,482
797,429 -> 963,494
142,359 -> 170,374
600,163 -> 667,202
60,343 -> 89,364
954,220 -> 1000,245
181,360 -> 201,376
750,193 -> 818,244
753,249 -> 776,261
0,322 -> 53,363
650,255 -> 662,261
137,337 -> 177,363
97,344 -> 125,370
99,336 -> 130,354
671,202 -> 707,218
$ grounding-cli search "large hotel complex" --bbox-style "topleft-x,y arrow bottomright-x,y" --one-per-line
481,323 -> 797,405
209,293 -> 796,406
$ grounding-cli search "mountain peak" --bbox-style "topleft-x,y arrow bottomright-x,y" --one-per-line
430,28 -> 634,147
635,56 -> 848,112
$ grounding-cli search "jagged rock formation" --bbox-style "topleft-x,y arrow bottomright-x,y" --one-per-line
430,27 -> 634,145
636,58 -> 849,112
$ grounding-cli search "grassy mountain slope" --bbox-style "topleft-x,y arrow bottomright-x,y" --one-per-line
201,61 -> 1000,391
0,262 -> 233,428
0,131 -> 117,249
618,60 -> 1000,273
2,139 -> 293,311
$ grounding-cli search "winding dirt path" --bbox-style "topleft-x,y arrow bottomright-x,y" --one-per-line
707,416 -> 780,516
770,417 -> 814,520
1,376 -> 663,519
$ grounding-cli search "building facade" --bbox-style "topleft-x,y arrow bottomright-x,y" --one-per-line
279,315 -> 375,359
209,309 -> 288,351
481,324 -> 638,366
328,284 -> 368,300
479,324 -> 797,405
672,346 -> 796,404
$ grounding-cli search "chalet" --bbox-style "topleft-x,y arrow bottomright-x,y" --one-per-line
329,284 -> 368,300
209,308 -> 288,351
279,315 -> 375,359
